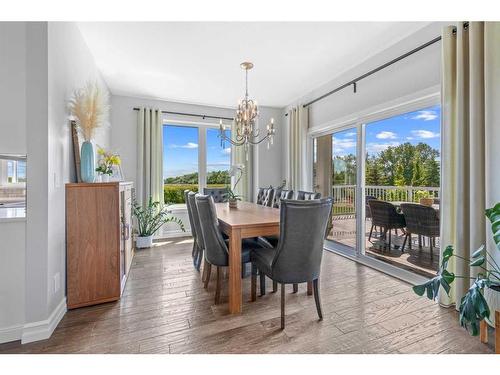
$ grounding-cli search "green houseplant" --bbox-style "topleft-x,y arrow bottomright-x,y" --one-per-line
413,202 -> 500,335
132,197 -> 184,248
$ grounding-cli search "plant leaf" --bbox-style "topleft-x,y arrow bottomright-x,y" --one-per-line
471,245 -> 485,259
470,256 -> 485,267
485,202 -> 500,251
458,279 -> 490,336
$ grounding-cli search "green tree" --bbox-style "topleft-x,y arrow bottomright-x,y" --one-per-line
411,156 -> 424,186
422,158 -> 440,187
394,162 -> 406,187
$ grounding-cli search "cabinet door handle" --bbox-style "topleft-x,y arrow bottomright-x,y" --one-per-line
124,223 -> 130,240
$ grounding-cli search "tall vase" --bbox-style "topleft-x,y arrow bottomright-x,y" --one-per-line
80,141 -> 95,183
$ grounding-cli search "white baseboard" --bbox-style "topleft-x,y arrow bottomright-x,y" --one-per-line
0,324 -> 24,344
21,297 -> 67,344
157,230 -> 192,239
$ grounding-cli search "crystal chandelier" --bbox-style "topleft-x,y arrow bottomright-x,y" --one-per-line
219,62 -> 275,159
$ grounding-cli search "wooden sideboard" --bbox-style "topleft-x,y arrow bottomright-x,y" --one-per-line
66,181 -> 134,309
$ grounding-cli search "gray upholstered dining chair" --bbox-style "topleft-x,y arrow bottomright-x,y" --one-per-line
272,189 -> 294,208
250,198 -> 333,329
203,187 -> 227,203
186,191 -> 204,271
195,194 -> 262,304
296,190 -> 321,200
400,203 -> 440,259
262,187 -> 275,207
256,187 -> 266,205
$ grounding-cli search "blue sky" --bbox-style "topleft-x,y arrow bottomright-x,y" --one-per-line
163,125 -> 231,178
332,105 -> 441,158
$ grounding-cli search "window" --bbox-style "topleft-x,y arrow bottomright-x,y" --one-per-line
0,154 -> 27,218
163,123 -> 231,204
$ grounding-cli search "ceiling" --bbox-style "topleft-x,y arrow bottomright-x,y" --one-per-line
77,22 -> 430,108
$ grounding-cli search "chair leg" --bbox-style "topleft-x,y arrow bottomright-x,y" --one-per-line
401,234 -> 408,253
251,264 -> 257,302
272,281 -> 278,293
195,248 -> 203,271
430,237 -> 434,261
313,279 -> 323,321
241,263 -> 248,279
368,224 -> 374,241
281,283 -> 286,330
408,233 -> 412,250
201,258 -> 208,282
191,241 -> 196,258
260,272 -> 266,296
214,266 -> 222,305
388,230 -> 392,249
307,281 -> 313,296
418,235 -> 422,249
203,263 -> 212,289
293,283 -> 298,293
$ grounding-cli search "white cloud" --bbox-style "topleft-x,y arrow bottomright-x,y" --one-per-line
344,131 -> 357,137
376,131 -> 397,140
406,136 -> 414,140
170,142 -> 198,149
411,130 -> 440,139
412,110 -> 438,121
366,141 -> 400,154
222,147 -> 231,155
332,137 -> 356,155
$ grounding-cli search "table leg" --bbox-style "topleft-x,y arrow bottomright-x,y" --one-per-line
480,319 -> 488,344
228,228 -> 242,314
496,311 -> 500,354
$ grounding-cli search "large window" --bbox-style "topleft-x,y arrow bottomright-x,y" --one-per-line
0,154 -> 27,218
163,123 -> 231,204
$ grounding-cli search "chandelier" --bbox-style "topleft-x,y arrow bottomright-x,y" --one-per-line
219,62 -> 275,159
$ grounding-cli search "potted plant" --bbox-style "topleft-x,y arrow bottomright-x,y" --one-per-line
69,82 -> 109,183
413,202 -> 500,335
95,147 -> 121,182
415,190 -> 434,206
224,164 -> 245,209
132,197 -> 184,248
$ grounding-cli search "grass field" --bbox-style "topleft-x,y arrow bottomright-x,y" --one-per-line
164,184 -> 226,204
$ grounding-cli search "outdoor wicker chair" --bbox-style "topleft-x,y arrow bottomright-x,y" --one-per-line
400,203 -> 440,259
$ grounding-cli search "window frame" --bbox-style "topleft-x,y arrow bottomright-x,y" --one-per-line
162,118 -> 232,205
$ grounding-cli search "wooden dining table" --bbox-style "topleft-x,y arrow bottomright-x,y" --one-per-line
215,201 -> 280,314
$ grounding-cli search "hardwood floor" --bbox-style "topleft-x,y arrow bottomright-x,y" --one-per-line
0,237 -> 493,354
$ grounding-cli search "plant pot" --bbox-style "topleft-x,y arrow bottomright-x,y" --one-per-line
136,235 -> 153,249
102,174 -> 110,183
80,141 -> 95,183
228,199 -> 238,209
419,197 -> 434,207
483,284 -> 500,327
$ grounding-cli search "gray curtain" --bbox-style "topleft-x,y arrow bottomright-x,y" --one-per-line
137,108 -> 163,206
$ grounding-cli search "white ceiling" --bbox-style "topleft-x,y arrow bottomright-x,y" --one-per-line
77,22 -> 430,108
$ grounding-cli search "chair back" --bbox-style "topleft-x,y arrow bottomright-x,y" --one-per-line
271,198 -> 333,283
262,187 -> 275,207
368,200 -> 406,229
203,187 -> 227,203
365,195 -> 377,219
256,188 -> 266,205
296,190 -> 321,200
187,192 -> 204,250
184,190 -> 196,238
400,203 -> 440,237
272,189 -> 294,208
195,195 -> 228,266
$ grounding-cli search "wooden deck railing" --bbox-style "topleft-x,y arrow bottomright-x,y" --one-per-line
331,185 -> 440,216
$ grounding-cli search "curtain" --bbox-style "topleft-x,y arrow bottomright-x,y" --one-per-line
231,120 -> 253,201
287,106 -> 309,192
137,108 -> 163,207
440,22 -> 494,306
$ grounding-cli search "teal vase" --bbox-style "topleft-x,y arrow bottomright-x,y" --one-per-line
80,141 -> 95,183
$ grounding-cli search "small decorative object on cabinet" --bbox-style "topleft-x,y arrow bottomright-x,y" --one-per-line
66,181 -> 134,309
68,81 -> 109,183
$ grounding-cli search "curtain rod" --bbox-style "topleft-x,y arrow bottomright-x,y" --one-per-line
133,107 -> 234,121
284,23 -> 469,117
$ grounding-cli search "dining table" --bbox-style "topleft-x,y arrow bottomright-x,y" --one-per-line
389,200 -> 440,213
214,201 -> 315,314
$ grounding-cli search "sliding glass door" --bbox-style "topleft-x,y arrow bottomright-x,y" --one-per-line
311,102 -> 442,280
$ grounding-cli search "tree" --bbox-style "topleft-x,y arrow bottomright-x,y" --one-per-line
366,156 -> 383,185
422,158 -> 440,187
394,162 -> 406,187
411,156 -> 424,186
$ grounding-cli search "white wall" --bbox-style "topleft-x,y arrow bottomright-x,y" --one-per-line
1,21 -> 111,344
0,22 -> 27,343
111,95 -> 283,205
